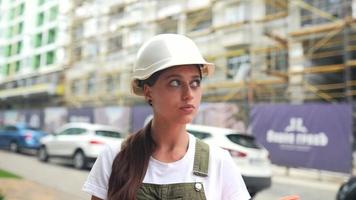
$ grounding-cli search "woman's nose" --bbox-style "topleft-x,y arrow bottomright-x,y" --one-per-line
182,84 -> 194,100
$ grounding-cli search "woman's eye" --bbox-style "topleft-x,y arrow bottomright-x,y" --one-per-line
191,80 -> 201,88
169,80 -> 180,87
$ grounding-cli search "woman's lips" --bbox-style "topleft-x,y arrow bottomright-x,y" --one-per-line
180,105 -> 195,113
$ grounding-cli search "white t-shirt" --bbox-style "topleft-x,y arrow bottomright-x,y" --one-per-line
82,134 -> 251,200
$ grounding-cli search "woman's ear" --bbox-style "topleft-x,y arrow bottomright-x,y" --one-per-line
143,84 -> 152,102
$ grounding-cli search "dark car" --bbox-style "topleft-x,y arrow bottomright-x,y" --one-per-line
0,124 -> 48,152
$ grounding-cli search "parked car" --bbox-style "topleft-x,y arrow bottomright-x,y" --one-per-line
0,123 -> 48,152
38,122 -> 125,169
187,124 -> 272,197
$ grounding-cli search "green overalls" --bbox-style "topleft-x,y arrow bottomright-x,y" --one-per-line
136,139 -> 210,200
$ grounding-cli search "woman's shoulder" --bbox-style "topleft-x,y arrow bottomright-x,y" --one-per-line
206,142 -> 230,160
192,136 -> 230,162
99,143 -> 121,161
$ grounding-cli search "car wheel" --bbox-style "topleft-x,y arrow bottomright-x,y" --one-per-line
73,151 -> 87,169
9,141 -> 19,153
38,146 -> 49,162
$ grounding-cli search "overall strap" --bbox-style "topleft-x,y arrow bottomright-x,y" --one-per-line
193,139 -> 210,177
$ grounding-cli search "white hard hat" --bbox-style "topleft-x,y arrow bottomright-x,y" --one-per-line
131,34 -> 214,96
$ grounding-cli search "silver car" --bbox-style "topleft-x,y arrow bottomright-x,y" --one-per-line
187,124 -> 272,197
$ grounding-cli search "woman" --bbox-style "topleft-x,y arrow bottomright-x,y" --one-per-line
83,34 -> 251,200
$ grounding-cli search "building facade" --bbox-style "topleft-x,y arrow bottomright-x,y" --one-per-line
0,0 -> 72,109
0,0 -> 355,109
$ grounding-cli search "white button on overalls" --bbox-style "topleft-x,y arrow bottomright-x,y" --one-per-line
195,183 -> 202,192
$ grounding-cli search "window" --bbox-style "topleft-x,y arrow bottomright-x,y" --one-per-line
227,134 -> 260,149
87,73 -> 95,94
4,45 -> 11,57
37,12 -> 44,26
157,17 -> 178,34
48,28 -> 56,44
46,51 -> 55,65
109,6 -> 125,20
187,130 -> 211,140
49,6 -> 58,21
12,23 -> 22,35
15,61 -> 21,72
108,35 -> 123,52
16,41 -> 22,54
226,54 -> 250,80
301,0 -> 341,26
33,54 -> 41,69
85,42 -> 99,58
5,64 -> 10,75
5,27 -> 10,38
225,4 -> 247,24
73,46 -> 82,61
4,126 -> 18,131
34,33 -> 42,47
19,3 -> 25,16
18,22 -> 23,35
38,0 -> 45,6
7,26 -> 14,38
106,76 -> 114,92
128,29 -> 142,46
71,80 -> 80,95
57,128 -> 71,135
70,128 -> 87,135
266,49 -> 288,71
74,24 -> 83,41
187,9 -> 212,32
266,0 -> 288,15
96,130 -> 121,138
8,7 -> 15,20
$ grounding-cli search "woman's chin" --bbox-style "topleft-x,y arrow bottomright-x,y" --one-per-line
176,116 -> 195,125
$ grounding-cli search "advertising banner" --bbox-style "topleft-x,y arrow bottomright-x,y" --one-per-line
131,105 -> 153,133
3,110 -> 20,125
194,103 -> 246,132
250,104 -> 352,173
21,109 -> 44,128
67,107 -> 94,123
94,106 -> 131,133
44,107 -> 68,133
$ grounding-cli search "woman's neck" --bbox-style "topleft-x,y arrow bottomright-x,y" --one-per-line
150,118 -> 189,162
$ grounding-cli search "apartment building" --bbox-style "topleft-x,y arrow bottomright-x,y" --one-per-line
65,0 -> 287,107
0,0 -> 355,109
0,0 -> 71,109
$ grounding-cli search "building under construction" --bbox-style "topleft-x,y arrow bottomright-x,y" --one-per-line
0,0 -> 355,110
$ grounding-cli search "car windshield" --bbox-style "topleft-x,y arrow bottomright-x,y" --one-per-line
226,134 -> 260,149
26,127 -> 40,131
95,130 -> 121,138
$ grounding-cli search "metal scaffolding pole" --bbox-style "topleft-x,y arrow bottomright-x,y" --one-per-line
343,0 -> 352,103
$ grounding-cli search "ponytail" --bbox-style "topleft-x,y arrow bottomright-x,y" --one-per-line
108,123 -> 155,200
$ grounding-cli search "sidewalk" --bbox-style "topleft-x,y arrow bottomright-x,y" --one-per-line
254,165 -> 350,200
0,165 -> 351,200
272,165 -> 349,186
0,179 -> 79,200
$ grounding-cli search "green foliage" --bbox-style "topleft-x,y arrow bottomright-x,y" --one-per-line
0,169 -> 21,179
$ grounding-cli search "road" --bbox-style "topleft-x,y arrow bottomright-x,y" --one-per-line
0,150 -> 90,200
0,150 -> 348,200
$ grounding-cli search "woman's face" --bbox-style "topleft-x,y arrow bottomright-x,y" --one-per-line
144,65 -> 202,125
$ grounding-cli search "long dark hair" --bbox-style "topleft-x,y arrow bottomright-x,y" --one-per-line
107,65 -> 202,199
108,123 -> 155,200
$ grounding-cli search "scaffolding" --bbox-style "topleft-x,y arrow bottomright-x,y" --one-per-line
60,0 -> 356,107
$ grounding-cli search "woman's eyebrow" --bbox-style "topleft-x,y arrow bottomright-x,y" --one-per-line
164,74 -> 181,80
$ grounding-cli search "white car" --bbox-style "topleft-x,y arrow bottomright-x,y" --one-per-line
38,122 -> 125,169
187,124 -> 272,197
